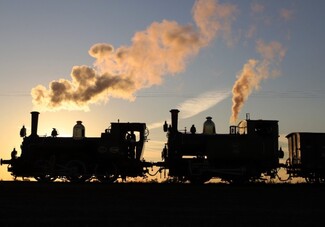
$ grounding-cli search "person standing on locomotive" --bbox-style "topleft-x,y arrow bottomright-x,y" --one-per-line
127,131 -> 136,159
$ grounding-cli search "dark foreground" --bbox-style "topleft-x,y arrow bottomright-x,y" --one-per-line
0,181 -> 324,227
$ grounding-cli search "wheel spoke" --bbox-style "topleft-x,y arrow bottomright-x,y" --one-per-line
97,163 -> 118,183
33,160 -> 57,182
66,160 -> 87,183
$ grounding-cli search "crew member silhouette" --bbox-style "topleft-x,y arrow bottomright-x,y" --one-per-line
127,131 -> 136,159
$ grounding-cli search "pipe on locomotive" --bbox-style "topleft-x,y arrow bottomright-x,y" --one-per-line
30,111 -> 40,137
170,109 -> 180,132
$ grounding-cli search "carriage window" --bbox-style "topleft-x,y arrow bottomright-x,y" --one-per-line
296,133 -> 301,163
291,133 -> 301,165
292,134 -> 297,161
288,136 -> 293,159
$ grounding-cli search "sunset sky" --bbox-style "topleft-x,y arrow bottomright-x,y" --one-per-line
1,0 -> 325,180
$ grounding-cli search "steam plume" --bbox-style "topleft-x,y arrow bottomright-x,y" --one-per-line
32,0 -> 237,111
230,40 -> 286,123
147,89 -> 230,130
177,89 -> 231,119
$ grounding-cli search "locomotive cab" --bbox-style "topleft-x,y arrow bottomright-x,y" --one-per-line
106,122 -> 148,160
233,119 -> 279,137
247,120 -> 279,137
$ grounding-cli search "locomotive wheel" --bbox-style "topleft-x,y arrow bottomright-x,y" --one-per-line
35,175 -> 57,182
66,160 -> 88,183
97,163 -> 118,183
33,160 -> 57,182
305,173 -> 325,184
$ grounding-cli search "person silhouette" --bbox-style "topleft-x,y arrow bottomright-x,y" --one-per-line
20,125 -> 26,137
51,128 -> 58,137
190,125 -> 196,134
127,131 -> 136,159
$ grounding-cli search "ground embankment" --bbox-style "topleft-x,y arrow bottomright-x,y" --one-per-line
0,181 -> 324,226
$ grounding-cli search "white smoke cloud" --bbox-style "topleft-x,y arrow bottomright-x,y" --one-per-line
251,3 -> 265,14
279,8 -> 295,22
193,0 -> 238,46
31,0 -> 237,111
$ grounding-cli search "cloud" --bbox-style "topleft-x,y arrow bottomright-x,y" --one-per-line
177,89 -> 231,118
143,140 -> 166,161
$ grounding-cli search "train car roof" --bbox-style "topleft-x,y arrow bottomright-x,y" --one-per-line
111,122 -> 146,125
246,119 -> 278,123
110,122 -> 147,130
286,132 -> 325,138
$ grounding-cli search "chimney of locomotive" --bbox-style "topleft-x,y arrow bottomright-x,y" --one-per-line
170,109 -> 180,132
30,111 -> 40,137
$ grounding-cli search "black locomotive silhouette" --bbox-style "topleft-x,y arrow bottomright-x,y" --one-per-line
1,109 -> 325,183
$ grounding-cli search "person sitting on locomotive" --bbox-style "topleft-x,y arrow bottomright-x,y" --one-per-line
20,125 -> 26,138
126,131 -> 136,159
11,148 -> 18,160
190,124 -> 196,134
51,128 -> 58,137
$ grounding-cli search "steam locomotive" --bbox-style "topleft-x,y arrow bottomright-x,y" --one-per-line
1,112 -> 151,183
1,109 -> 325,183
161,109 -> 282,184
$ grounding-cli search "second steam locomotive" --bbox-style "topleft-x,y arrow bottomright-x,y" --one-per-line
1,109 -> 325,184
161,109 -> 283,184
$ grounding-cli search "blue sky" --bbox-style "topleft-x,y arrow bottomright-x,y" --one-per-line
1,0 -> 325,180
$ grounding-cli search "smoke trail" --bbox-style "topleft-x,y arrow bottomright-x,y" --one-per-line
31,0 -> 237,111
147,89 -> 230,130
230,40 -> 286,123
177,89 -> 231,119
32,66 -> 136,111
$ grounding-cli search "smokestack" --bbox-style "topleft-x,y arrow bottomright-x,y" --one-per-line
30,111 -> 40,137
170,109 -> 180,132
